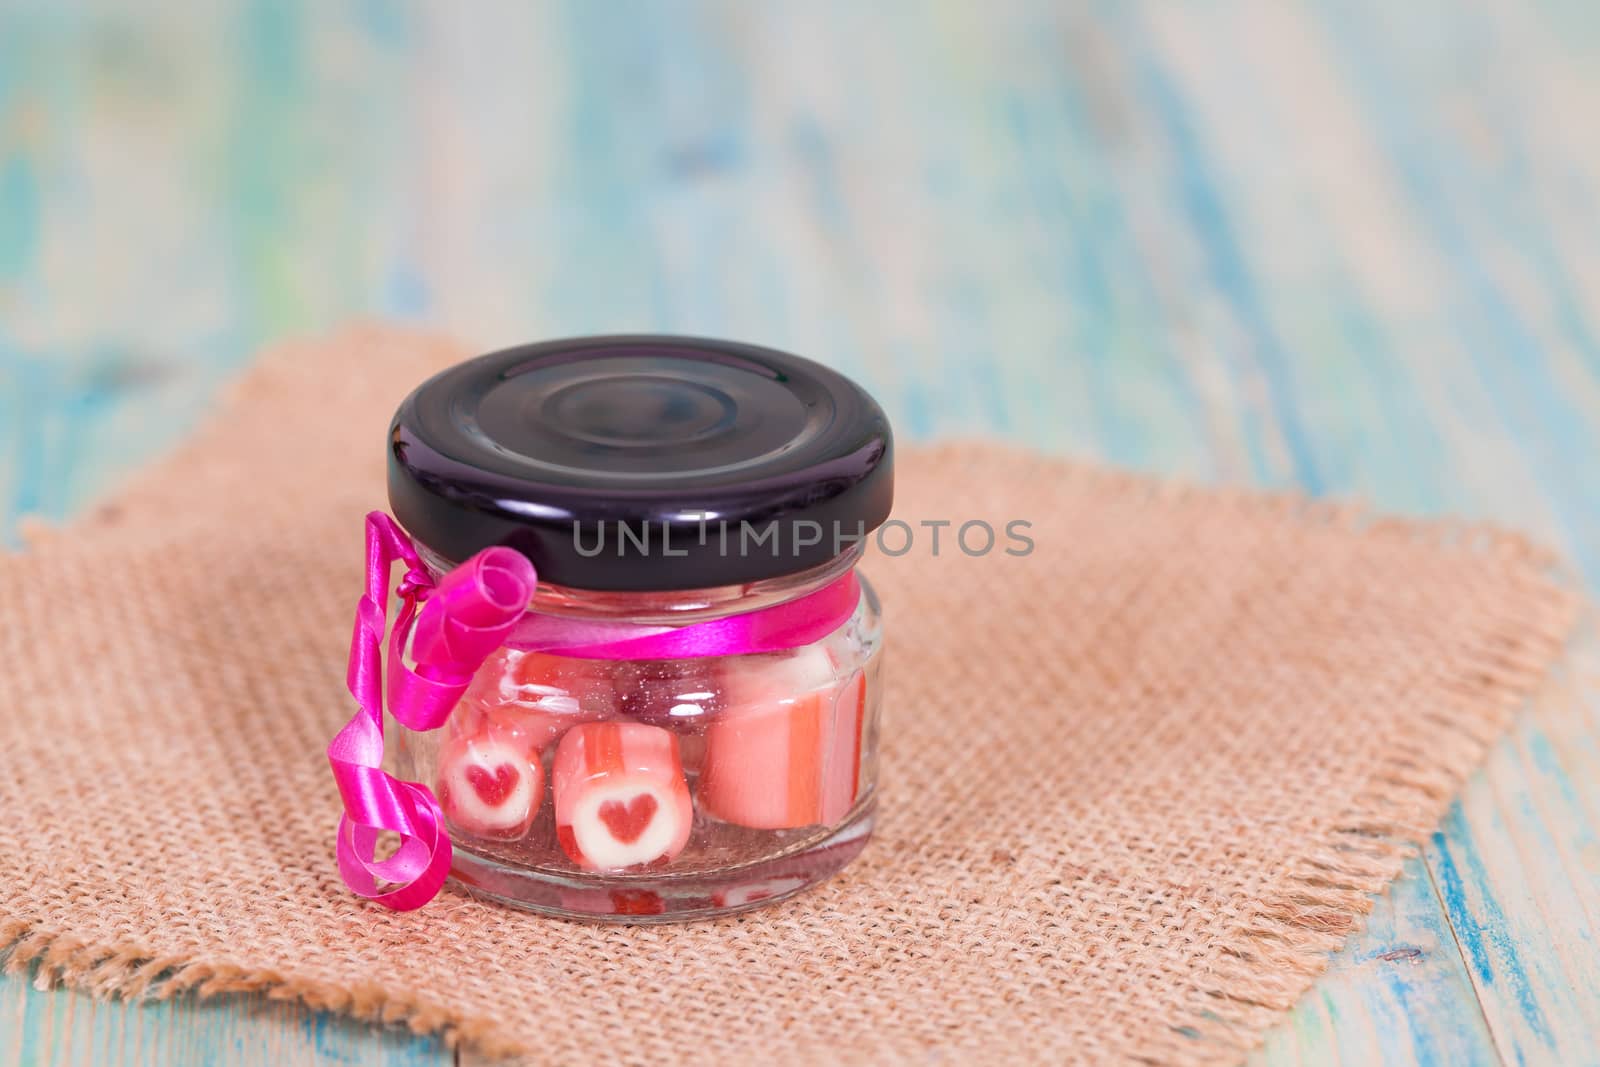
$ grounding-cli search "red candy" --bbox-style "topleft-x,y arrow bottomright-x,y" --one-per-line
609,888 -> 667,916
552,722 -> 693,871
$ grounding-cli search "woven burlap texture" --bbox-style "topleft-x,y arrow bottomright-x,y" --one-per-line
0,327 -> 1579,1065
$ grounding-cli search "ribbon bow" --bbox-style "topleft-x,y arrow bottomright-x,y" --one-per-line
326,513 -> 536,911
327,511 -> 862,910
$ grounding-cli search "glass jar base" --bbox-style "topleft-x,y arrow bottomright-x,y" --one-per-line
449,801 -> 875,923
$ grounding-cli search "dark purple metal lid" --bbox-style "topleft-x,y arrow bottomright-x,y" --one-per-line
388,336 -> 894,591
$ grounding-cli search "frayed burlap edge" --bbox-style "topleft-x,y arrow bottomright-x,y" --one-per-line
0,917 -> 515,1056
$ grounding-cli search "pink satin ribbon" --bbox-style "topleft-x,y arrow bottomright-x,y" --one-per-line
326,511 -> 860,910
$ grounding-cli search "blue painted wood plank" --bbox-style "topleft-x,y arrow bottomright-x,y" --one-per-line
1249,858 -> 1502,1067
0,6 -> 448,1059
0,973 -> 450,1067
1121,3 -> 1600,1064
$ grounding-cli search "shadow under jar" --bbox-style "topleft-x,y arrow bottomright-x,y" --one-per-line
387,336 -> 892,922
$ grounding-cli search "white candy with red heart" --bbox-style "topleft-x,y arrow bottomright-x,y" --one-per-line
436,733 -> 543,840
552,722 -> 693,871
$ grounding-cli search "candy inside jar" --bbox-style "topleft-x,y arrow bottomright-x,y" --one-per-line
379,335 -> 893,921
396,567 -> 885,920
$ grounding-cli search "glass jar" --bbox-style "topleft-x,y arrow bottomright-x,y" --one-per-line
384,336 -> 892,921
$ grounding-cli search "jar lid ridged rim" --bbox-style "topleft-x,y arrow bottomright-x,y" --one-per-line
387,335 -> 894,591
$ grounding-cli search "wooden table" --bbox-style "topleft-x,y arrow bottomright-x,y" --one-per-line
4,2 -> 1598,1063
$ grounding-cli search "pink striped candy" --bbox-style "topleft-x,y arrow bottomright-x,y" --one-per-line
552,722 -> 693,871
698,649 -> 867,830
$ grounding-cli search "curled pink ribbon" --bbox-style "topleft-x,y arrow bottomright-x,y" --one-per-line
327,513 -> 537,911
327,511 -> 860,910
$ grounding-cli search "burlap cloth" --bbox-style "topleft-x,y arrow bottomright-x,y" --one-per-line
0,327 -> 1580,1065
